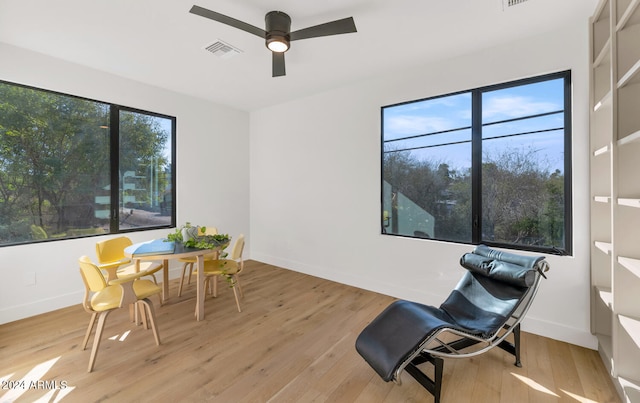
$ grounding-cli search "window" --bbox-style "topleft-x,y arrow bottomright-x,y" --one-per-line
0,80 -> 175,246
381,71 -> 571,255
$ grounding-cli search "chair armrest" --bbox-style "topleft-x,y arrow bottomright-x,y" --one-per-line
97,259 -> 131,270
108,270 -> 150,285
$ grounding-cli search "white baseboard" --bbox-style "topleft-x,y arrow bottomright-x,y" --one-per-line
521,316 -> 597,349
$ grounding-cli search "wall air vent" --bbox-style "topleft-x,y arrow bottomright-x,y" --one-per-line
503,0 -> 528,9
204,40 -> 242,59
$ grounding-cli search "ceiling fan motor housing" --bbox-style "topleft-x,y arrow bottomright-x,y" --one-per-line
265,11 -> 291,52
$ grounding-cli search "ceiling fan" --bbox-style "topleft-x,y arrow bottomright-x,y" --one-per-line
189,5 -> 357,77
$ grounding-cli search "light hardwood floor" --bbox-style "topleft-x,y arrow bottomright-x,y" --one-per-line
0,260 -> 620,402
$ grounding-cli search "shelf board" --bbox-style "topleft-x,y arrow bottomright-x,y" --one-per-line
618,129 -> 640,146
593,0 -> 610,22
594,90 -> 612,111
595,241 -> 613,255
619,315 -> 640,349
594,38 -> 611,67
594,145 -> 610,156
597,286 -> 614,308
617,0 -> 640,31
595,196 -> 611,203
618,57 -> 640,88
618,198 -> 640,208
618,256 -> 640,278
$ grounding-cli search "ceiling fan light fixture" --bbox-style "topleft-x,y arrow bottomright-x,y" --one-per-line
266,35 -> 289,52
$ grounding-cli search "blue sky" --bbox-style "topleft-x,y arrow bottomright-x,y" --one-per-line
383,78 -> 565,173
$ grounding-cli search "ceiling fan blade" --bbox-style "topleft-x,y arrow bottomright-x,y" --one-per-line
272,52 -> 286,77
190,5 -> 265,38
289,17 -> 356,41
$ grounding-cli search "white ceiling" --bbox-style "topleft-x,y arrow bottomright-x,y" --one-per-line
0,0 -> 597,111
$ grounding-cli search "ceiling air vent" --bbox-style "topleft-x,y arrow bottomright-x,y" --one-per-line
204,40 -> 242,59
503,0 -> 528,9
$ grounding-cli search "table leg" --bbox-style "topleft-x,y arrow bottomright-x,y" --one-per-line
162,259 -> 169,303
196,254 -> 205,321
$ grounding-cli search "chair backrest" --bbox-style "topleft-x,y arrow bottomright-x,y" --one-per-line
79,255 -> 107,293
95,236 -> 133,264
440,245 -> 546,338
230,234 -> 245,260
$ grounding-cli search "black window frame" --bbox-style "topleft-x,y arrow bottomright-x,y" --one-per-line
381,70 -> 572,256
0,79 -> 176,246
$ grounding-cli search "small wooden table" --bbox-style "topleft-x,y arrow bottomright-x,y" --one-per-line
124,242 -> 218,321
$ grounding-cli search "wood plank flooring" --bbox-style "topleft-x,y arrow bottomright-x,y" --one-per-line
0,260 -> 620,402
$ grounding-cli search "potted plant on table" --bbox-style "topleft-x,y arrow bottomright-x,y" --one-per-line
167,223 -> 234,286
167,222 -> 231,250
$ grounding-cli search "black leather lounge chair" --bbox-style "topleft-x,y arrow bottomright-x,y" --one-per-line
355,245 -> 549,402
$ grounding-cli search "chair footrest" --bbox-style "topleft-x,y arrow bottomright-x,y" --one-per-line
355,300 -> 455,381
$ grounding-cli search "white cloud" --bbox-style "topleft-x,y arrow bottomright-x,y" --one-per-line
483,95 -> 558,120
385,115 -> 453,136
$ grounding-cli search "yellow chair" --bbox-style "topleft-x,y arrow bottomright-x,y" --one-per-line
202,234 -> 245,312
95,236 -> 163,284
78,256 -> 161,372
177,226 -> 219,297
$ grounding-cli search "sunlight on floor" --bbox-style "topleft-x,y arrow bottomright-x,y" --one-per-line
511,372 -> 559,397
0,373 -> 15,383
0,327 -> 139,403
561,389 -> 600,403
512,372 -> 602,402
0,356 -> 63,402
109,329 -> 131,342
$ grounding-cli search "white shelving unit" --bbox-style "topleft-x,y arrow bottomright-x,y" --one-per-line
590,0 -> 640,401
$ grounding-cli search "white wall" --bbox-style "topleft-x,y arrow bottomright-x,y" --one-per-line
0,43 -> 250,324
1,20 -> 596,349
250,22 -> 595,348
